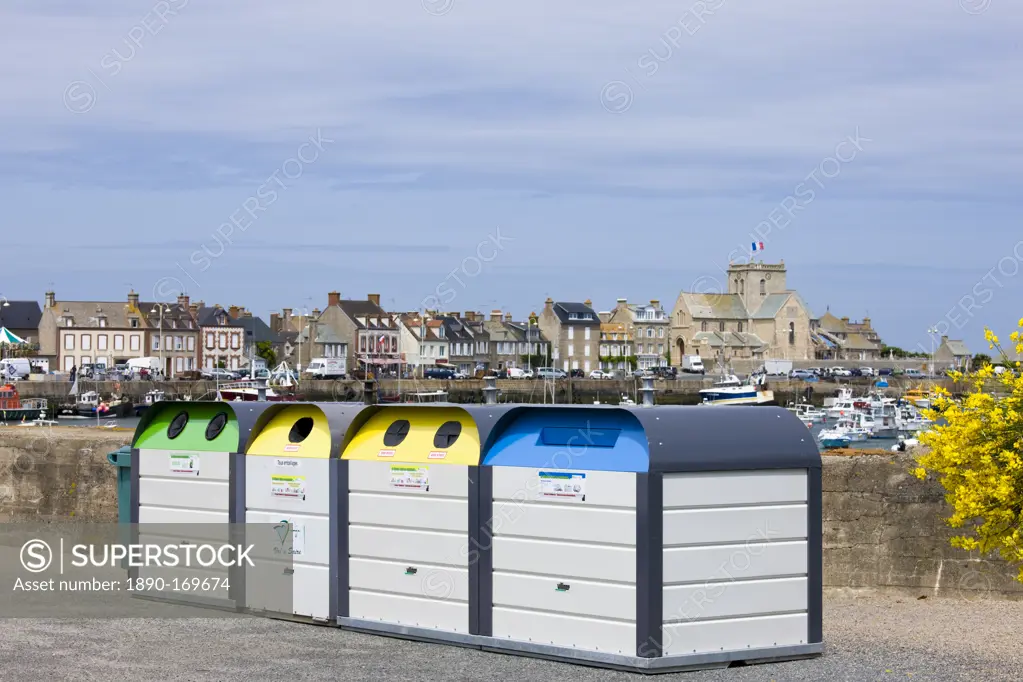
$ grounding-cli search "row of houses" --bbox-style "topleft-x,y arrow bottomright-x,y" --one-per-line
0,260 -> 972,377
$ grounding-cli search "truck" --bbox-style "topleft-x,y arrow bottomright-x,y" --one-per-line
304,358 -> 346,378
0,358 -> 31,380
681,355 -> 705,374
126,357 -> 163,378
763,359 -> 793,376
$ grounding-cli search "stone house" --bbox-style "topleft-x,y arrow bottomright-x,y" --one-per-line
40,290 -> 151,373
142,294 -> 200,377
195,303 -> 245,372
598,321 -> 634,372
933,336 -> 972,371
815,311 -> 883,361
538,299 -> 601,374
438,314 -> 476,375
670,261 -> 815,369
398,314 -> 448,373
606,298 -> 669,369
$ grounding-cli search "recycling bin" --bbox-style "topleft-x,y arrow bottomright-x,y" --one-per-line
337,404 -> 508,639
130,400 -> 271,608
474,404 -> 822,673
107,445 -> 133,569
242,402 -> 361,623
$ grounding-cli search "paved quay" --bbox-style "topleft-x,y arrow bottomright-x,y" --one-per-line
0,593 -> 1020,681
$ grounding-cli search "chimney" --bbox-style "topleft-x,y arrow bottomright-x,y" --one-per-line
863,317 -> 871,327
44,291 -> 55,308
544,297 -> 554,313
941,335 -> 949,344
270,313 -> 280,331
312,308 -> 321,317
504,312 -> 513,322
177,294 -> 190,308
127,290 -> 139,309
282,308 -> 292,321
464,311 -> 475,321
584,299 -> 592,308
243,311 -> 252,318
650,299 -> 659,307
367,293 -> 381,307
228,305 -> 240,319
490,309 -> 502,322
189,303 -> 198,315
841,316 -> 850,323
327,291 -> 341,307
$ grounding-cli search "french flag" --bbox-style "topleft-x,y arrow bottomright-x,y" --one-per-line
751,241 -> 765,252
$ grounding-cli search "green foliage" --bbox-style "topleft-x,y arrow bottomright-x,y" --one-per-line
881,345 -> 929,359
971,353 -> 993,371
255,341 -> 277,367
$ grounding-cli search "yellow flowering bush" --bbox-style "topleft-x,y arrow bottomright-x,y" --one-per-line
914,322 -> 1023,582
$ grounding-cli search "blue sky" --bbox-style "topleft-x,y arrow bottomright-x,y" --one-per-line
1,0 -> 1020,354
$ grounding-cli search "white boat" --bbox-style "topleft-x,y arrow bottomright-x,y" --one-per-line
818,417 -> 871,448
218,380 -> 284,402
825,398 -> 859,419
789,403 -> 826,423
700,374 -> 775,406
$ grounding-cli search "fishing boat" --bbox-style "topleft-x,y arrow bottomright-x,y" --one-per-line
134,389 -> 166,417
76,391 -> 133,417
789,402 -> 826,423
903,387 -> 932,409
817,417 -> 871,448
0,384 -> 48,422
825,397 -> 859,420
218,380 -> 297,402
699,373 -> 775,406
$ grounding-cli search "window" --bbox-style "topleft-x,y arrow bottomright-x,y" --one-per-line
647,329 -> 654,338
584,327 -> 590,341
219,333 -> 227,350
114,334 -> 124,351
206,332 -> 214,348
568,344 -> 574,357
737,321 -> 744,333
130,318 -> 139,328
584,345 -> 590,357
186,358 -> 194,370
572,360 -> 578,370
230,333 -> 240,350
658,344 -> 664,354
568,327 -> 574,340
760,279 -> 766,295
584,361 -> 591,373
719,321 -> 725,332
97,335 -> 108,351
130,334 -> 141,351
98,318 -> 107,328
175,358 -> 184,372
64,334 -> 75,350
175,336 -> 183,351
789,322 -> 795,345
152,336 -> 160,351
740,279 -> 745,295
80,334 -> 91,351
701,322 -> 708,332
64,356 -> 75,371
81,355 -> 91,366
187,336 -> 195,351
658,328 -> 664,338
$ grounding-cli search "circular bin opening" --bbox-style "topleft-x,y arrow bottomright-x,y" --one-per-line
205,412 -> 229,441
289,417 -> 315,443
383,420 -> 411,447
167,411 -> 189,439
433,421 -> 462,449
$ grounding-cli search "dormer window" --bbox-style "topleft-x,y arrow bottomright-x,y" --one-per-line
130,318 -> 139,328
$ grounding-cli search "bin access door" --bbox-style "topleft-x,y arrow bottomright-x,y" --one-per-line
342,406 -> 480,635
244,404 -> 333,621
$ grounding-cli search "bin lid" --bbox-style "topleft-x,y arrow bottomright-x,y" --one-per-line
132,401 -> 272,452
341,405 -> 480,464
481,406 -> 650,472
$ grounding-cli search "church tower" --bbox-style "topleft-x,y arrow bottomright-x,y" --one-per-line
727,259 -> 788,314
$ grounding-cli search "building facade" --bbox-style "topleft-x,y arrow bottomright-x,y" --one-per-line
814,311 -> 884,361
40,290 -> 149,373
196,305 -> 246,371
606,298 -> 669,369
598,321 -> 634,372
538,299 -> 600,374
933,336 -> 972,371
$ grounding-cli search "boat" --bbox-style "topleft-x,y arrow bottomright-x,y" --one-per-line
817,417 -> 871,448
404,390 -> 448,403
218,380 -> 296,402
789,403 -> 826,423
699,373 -> 775,406
76,391 -> 133,418
903,387 -> 933,409
0,384 -> 48,422
134,389 -> 166,417
825,397 -> 859,420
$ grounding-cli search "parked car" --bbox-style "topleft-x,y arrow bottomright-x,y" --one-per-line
830,367 -> 852,377
589,369 -> 614,379
203,368 -> 240,380
452,370 -> 469,379
858,367 -> 876,377
878,368 -> 893,376
536,367 -> 567,379
789,369 -> 816,380
848,368 -> 863,377
651,366 -> 678,379
632,368 -> 654,378
903,368 -> 925,378
424,367 -> 456,379
568,368 -> 585,379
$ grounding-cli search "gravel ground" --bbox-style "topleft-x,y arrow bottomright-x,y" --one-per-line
0,593 -> 1020,681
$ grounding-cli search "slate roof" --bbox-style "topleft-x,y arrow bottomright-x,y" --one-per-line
235,316 -> 278,344
1,301 -> 42,330
681,293 -> 748,319
552,302 -> 599,325
692,331 -> 767,348
843,332 -> 878,350
140,302 -> 196,330
49,300 -> 137,328
195,306 -> 241,327
944,339 -> 971,356
750,293 -> 790,319
337,299 -> 386,322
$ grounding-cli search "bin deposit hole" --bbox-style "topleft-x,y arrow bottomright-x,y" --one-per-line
288,417 -> 315,443
205,412 -> 229,441
433,421 -> 462,449
383,420 -> 411,447
167,411 -> 189,439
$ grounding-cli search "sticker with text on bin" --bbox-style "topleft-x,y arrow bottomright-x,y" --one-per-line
539,471 -> 586,501
271,474 -> 307,501
169,453 -> 199,476
283,444 -> 301,452
428,451 -> 446,460
378,449 -> 395,458
390,465 -> 429,491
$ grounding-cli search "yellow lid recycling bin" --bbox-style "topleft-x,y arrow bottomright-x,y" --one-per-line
338,405 -> 488,637
242,402 -> 362,623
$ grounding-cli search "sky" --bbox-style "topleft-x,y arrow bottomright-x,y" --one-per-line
1,0 -> 1021,355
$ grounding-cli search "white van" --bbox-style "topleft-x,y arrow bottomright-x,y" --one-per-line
681,355 -> 705,374
126,357 -> 163,377
0,358 -> 31,380
305,358 -> 346,378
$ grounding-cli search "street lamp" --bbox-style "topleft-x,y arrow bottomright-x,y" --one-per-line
927,327 -> 939,376
152,305 -> 171,378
